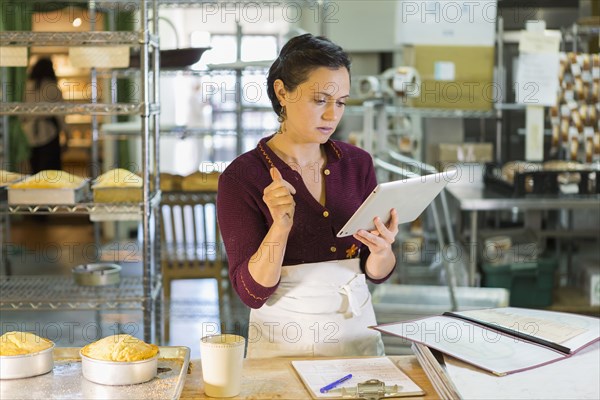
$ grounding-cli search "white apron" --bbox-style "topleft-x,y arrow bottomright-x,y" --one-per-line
246,259 -> 385,358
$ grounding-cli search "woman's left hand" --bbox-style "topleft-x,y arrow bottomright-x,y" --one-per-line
353,208 -> 399,255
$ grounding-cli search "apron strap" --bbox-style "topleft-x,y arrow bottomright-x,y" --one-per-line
339,283 -> 362,317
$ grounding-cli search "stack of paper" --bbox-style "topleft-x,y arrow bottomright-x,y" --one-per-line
412,341 -> 600,399
411,343 -> 460,400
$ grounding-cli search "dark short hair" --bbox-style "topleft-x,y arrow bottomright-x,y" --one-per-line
267,33 -> 351,116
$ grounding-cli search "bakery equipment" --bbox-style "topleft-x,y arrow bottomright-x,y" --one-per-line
350,76 -> 382,100
129,47 -> 210,69
91,168 -> 143,203
484,162 -> 599,196
7,172 -> 89,205
72,264 -> 122,286
0,344 -> 55,380
0,347 -> 190,398
80,351 -> 158,386
0,172 -> 26,202
130,17 -> 209,69
381,67 -> 421,99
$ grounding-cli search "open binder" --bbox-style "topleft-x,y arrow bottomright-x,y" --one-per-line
373,307 -> 600,376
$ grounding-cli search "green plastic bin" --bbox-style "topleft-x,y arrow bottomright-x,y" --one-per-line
482,257 -> 558,308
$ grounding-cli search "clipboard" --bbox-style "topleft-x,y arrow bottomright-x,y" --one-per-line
291,357 -> 425,399
336,170 -> 457,237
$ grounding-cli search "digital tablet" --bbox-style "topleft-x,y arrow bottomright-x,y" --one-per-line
336,169 -> 457,237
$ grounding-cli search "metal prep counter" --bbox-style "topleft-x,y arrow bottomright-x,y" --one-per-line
445,184 -> 600,286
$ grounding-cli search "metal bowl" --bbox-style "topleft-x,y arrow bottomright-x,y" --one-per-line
129,47 -> 211,69
80,351 -> 158,386
72,263 -> 121,286
0,344 -> 55,380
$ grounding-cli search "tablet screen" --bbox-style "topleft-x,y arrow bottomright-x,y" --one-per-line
336,170 -> 456,237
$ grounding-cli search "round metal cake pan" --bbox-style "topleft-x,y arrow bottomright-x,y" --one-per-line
0,344 -> 55,380
72,263 -> 121,286
80,351 -> 158,386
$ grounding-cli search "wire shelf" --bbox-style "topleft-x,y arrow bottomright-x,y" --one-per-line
102,127 -> 270,139
0,31 -> 141,46
0,276 -> 149,311
0,102 -> 150,116
3,192 -> 161,216
11,0 -> 146,5
385,106 -> 496,119
158,0 -> 312,7
6,203 -> 140,215
161,191 -> 217,203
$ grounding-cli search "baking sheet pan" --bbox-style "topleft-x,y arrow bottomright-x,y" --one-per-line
7,180 -> 90,205
0,346 -> 190,400
92,187 -> 143,203
0,176 -> 27,202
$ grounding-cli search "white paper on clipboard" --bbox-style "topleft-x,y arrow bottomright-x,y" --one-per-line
291,357 -> 424,399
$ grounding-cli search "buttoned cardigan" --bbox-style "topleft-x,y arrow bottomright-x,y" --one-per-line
217,135 -> 395,308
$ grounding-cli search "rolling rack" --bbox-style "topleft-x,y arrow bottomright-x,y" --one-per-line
0,0 -> 162,344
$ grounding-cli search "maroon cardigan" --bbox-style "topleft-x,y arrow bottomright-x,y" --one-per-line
217,136 -> 395,308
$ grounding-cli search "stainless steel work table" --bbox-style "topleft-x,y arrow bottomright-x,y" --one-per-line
445,184 -> 600,286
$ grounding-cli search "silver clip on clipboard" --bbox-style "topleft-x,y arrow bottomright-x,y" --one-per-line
328,379 -> 403,400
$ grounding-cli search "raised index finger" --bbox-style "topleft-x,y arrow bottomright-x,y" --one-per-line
268,167 -> 296,195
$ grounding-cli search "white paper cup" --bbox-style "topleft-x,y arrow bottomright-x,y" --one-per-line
200,334 -> 245,398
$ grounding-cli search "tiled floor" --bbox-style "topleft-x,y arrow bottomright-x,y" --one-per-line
2,216 -> 250,359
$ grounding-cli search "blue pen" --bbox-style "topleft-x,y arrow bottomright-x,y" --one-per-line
319,373 -> 353,393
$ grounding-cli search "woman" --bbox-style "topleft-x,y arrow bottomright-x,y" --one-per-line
217,34 -> 399,358
20,58 -> 67,173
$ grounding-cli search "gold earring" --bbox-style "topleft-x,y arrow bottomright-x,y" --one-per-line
277,105 -> 286,123
277,106 -> 286,134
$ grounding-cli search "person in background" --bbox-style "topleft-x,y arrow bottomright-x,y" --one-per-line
20,57 -> 68,174
217,34 -> 399,358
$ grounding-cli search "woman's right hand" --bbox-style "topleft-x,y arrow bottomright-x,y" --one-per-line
263,167 -> 296,230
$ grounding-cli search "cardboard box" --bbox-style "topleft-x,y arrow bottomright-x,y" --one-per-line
429,143 -> 494,165
403,45 -> 495,110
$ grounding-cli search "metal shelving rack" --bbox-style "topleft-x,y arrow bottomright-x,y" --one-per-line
0,0 -> 162,343
1,66 -> 10,274
100,5 -> 278,160
4,192 -> 161,215
144,1 -> 282,156
0,276 -> 152,311
353,100 -> 497,160
0,103 -> 148,115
